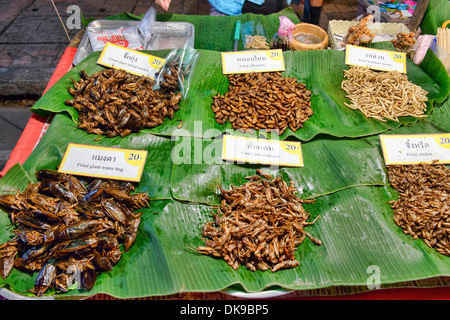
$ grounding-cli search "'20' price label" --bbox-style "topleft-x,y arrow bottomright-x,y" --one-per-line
281,142 -> 301,153
126,151 -> 144,162
435,134 -> 450,149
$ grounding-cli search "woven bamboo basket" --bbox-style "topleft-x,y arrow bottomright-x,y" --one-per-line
290,23 -> 328,51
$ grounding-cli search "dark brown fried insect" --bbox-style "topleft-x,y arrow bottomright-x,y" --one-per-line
211,72 -> 313,135
0,241 -> 18,280
0,169 -> 151,296
195,170 -> 320,272
30,262 -> 56,297
65,64 -> 182,137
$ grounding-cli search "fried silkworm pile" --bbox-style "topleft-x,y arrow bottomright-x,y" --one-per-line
65,63 -> 182,138
196,170 -> 321,272
212,72 -> 313,135
341,66 -> 428,122
0,169 -> 150,296
387,163 -> 450,256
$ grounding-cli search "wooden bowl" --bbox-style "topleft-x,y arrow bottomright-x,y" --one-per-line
291,23 -> 328,51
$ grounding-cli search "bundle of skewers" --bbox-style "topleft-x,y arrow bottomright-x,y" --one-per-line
436,21 -> 450,54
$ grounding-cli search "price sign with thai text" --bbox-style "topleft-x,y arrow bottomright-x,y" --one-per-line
59,143 -> 148,182
222,135 -> 303,167
380,134 -> 450,165
345,45 -> 406,73
98,42 -> 165,79
221,49 -> 285,74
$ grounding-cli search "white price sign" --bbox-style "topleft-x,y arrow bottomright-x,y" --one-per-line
97,42 -> 165,79
345,45 -> 407,73
221,49 -> 285,74
380,134 -> 450,165
222,135 -> 303,167
59,143 -> 148,182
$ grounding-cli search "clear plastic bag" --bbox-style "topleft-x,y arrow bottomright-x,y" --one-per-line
240,21 -> 270,50
153,45 -> 200,99
87,26 -> 143,52
137,6 -> 156,50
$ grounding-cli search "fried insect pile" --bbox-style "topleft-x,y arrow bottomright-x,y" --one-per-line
212,72 -> 313,135
196,170 -> 320,272
341,66 -> 428,122
388,163 -> 450,256
343,14 -> 375,46
0,169 -> 150,296
65,63 -> 182,138
392,32 -> 416,52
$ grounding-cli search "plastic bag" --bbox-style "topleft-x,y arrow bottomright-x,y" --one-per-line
240,21 -> 270,50
270,16 -> 296,50
428,21 -> 450,75
431,38 -> 450,75
87,26 -> 143,52
344,14 -> 375,46
137,6 -> 156,50
153,45 -> 200,99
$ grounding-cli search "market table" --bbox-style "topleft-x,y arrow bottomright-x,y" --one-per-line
1,8 -> 449,300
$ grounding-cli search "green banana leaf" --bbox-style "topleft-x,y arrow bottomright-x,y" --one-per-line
30,43 -> 449,142
3,177 -> 449,298
428,96 -> 450,133
1,114 -> 449,298
170,135 -> 389,206
420,0 -> 450,35
2,115 -> 449,298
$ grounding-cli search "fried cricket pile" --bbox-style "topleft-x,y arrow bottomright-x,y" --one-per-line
388,163 -> 450,256
0,170 -> 150,296
196,170 -> 321,272
65,63 -> 182,138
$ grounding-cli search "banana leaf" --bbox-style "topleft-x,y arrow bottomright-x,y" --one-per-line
427,96 -> 450,133
1,118 -> 449,297
170,135 -> 389,206
30,43 -> 449,142
3,178 -> 449,298
420,0 -> 450,35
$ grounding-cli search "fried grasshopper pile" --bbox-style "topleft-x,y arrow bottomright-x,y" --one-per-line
0,169 -> 150,296
65,62 -> 182,138
196,170 -> 321,272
